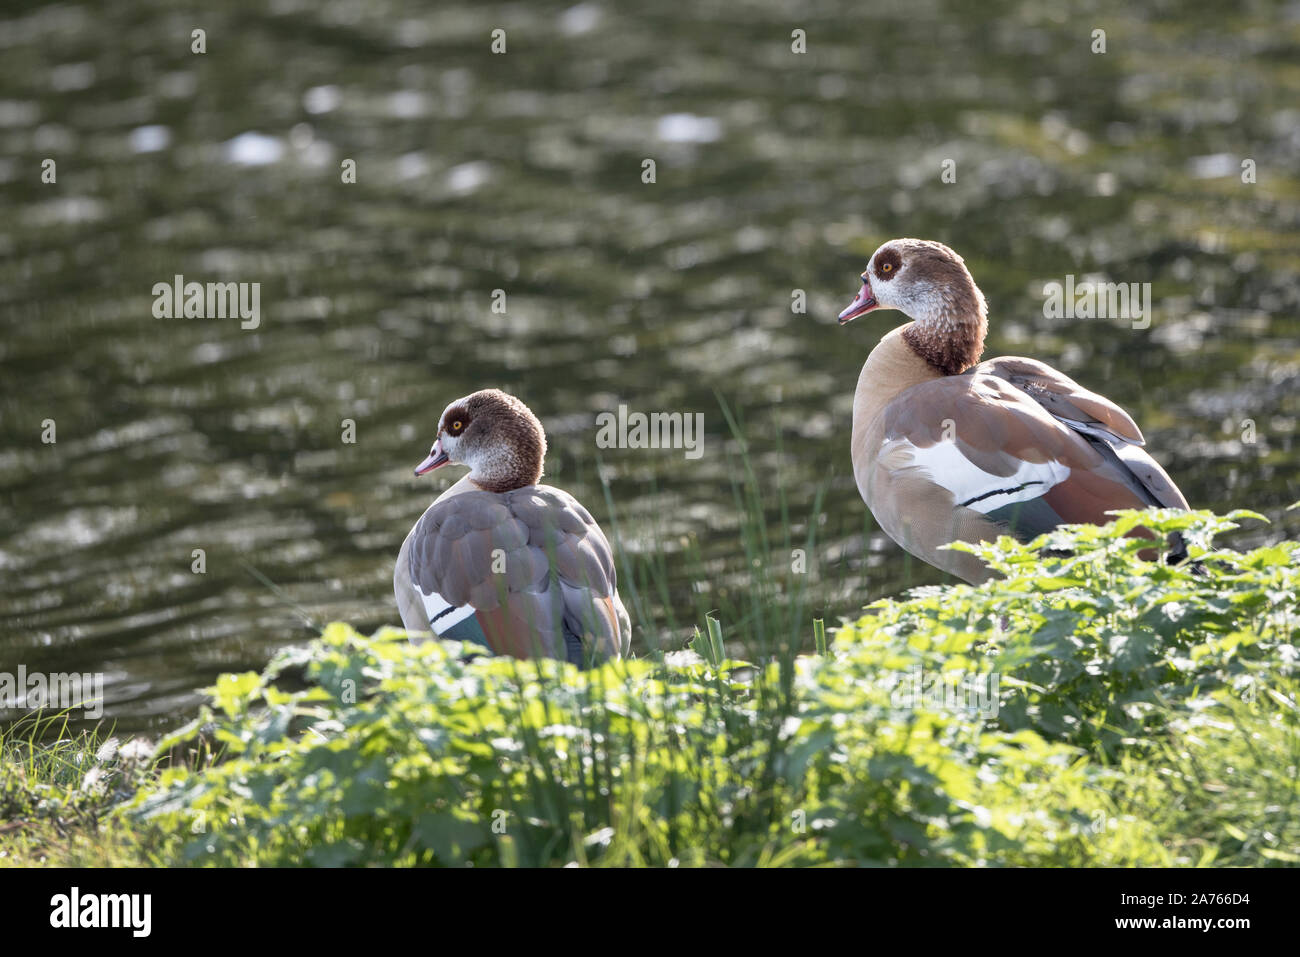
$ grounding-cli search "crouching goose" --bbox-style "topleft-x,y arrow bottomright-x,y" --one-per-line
395,389 -> 631,663
838,238 -> 1188,584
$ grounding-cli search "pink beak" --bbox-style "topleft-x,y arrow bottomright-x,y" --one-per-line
838,280 -> 878,324
414,438 -> 450,476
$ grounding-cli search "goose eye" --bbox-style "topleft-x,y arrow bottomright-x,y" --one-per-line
450,420 -> 464,433
881,262 -> 892,273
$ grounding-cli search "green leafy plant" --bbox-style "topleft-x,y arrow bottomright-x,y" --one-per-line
114,510 -> 1297,867
6,508 -> 1295,867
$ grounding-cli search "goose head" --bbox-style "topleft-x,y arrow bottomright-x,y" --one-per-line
415,389 -> 547,492
838,239 -> 987,328
838,238 -> 988,374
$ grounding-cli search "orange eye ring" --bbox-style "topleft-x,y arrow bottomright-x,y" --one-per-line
881,263 -> 892,273
450,420 -> 464,433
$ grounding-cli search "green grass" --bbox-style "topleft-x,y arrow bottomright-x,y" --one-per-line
0,714 -> 165,866
2,507 -> 1296,867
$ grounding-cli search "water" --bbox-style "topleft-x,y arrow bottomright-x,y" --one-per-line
1,0 -> 1297,734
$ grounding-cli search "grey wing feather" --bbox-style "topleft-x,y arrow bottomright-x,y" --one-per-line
975,356 -> 1188,510
506,486 -> 629,659
1111,443 -> 1189,509
974,357 -> 1145,446
397,485 -> 630,661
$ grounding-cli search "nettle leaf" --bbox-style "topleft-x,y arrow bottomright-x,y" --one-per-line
208,672 -> 261,716
776,727 -> 836,784
306,839 -> 367,867
1240,543 -> 1298,569
415,810 -> 489,861
1108,632 -> 1160,675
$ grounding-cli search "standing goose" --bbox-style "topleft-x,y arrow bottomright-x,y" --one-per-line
838,238 -> 1188,584
395,389 -> 631,663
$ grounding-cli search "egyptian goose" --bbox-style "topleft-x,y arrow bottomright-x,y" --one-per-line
838,239 -> 1188,584
394,389 -> 631,663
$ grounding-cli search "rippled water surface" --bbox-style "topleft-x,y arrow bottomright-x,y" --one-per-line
2,0 -> 1298,732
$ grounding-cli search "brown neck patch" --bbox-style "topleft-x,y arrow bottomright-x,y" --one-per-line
472,472 -> 534,494
901,321 -> 985,376
889,239 -> 988,375
461,389 -> 546,492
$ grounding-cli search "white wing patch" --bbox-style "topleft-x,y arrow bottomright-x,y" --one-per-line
419,588 -> 477,635
881,438 -> 1071,514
